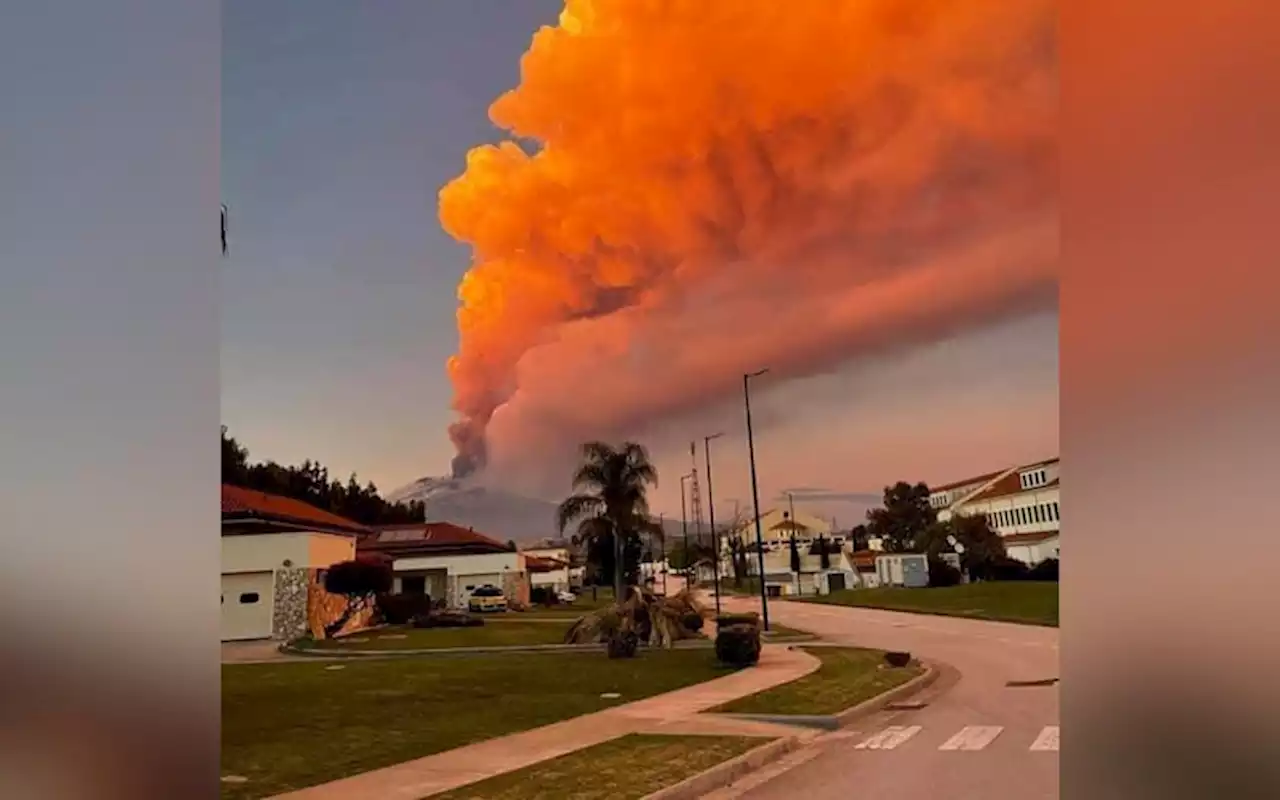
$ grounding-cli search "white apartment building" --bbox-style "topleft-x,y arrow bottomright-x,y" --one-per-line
930,457 -> 1060,566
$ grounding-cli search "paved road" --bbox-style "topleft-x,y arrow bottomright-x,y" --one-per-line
709,594 -> 1059,800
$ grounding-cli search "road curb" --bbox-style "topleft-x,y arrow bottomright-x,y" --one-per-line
280,640 -> 718,659
640,736 -> 801,800
831,660 -> 939,728
707,660 -> 940,731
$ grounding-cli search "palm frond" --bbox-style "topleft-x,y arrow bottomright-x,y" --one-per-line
556,493 -> 604,533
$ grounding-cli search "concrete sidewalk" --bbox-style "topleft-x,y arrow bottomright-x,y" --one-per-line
268,644 -> 821,800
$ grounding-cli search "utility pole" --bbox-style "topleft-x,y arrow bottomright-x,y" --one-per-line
744,368 -> 771,631
680,472 -> 693,587
704,433 -> 725,618
689,442 -> 704,584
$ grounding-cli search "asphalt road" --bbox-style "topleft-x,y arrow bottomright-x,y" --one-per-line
708,592 -> 1060,800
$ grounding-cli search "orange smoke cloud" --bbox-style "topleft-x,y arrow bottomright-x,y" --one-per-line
441,0 -> 1057,477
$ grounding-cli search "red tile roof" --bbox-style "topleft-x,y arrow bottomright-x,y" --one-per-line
930,469 -> 1007,493
221,484 -> 369,535
359,522 -> 510,555
1002,530 -> 1060,545
850,549 -> 879,568
526,555 -> 568,572
932,458 -> 1060,495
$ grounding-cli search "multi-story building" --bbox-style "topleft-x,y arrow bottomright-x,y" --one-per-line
929,457 -> 1060,566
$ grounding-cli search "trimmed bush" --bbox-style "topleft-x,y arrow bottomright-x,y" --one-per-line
715,624 -> 762,667
680,612 -> 705,633
606,630 -> 639,659
411,611 -> 484,629
927,557 -> 963,588
1027,557 -> 1059,582
529,586 -> 560,606
884,651 -> 912,668
716,612 -> 761,630
377,593 -> 433,625
972,555 -> 1031,582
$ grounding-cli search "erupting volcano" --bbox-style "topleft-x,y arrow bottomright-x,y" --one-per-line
439,0 -> 1057,478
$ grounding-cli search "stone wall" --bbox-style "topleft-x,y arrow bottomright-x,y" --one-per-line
271,567 -> 310,641
306,572 -> 376,640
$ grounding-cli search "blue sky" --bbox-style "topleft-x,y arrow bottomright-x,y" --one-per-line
221,1 -> 1059,517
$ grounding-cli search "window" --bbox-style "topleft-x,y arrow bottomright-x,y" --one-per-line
239,592 -> 259,604
1052,502 -> 1060,521
1034,505 -> 1044,523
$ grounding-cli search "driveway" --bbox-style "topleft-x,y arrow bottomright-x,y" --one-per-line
710,594 -> 1059,800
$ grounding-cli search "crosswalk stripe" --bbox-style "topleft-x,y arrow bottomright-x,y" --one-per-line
854,725 -> 922,750
1030,725 -> 1060,752
938,725 -> 1004,751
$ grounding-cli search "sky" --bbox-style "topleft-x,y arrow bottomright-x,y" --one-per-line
221,1 -> 1059,523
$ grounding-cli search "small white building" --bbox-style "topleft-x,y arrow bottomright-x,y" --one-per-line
221,485 -> 366,641
929,458 -> 1061,566
360,523 -> 531,609
741,545 -> 857,597
524,550 -> 572,594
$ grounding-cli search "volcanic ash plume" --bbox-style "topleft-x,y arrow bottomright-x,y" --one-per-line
441,0 -> 1058,477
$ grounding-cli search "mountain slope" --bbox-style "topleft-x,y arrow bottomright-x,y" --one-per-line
389,475 -> 691,547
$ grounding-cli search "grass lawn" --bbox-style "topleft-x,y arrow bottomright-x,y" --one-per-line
517,587 -> 618,618
712,647 -> 923,716
760,622 -> 815,642
797,581 -> 1059,626
222,649 -> 734,799
301,619 -> 572,651
430,734 -> 766,800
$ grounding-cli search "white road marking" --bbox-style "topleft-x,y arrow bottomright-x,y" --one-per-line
938,725 -> 1004,751
1030,725 -> 1060,751
854,725 -> 922,750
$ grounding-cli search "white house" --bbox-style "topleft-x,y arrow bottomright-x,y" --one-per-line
359,523 -> 531,609
221,484 -> 367,641
930,457 -> 1061,565
738,544 -> 857,598
728,508 -> 836,553
523,549 -> 573,594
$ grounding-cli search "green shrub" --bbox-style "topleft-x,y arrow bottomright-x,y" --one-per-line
715,624 -> 761,667
377,593 -> 433,625
716,612 -> 760,630
1027,558 -> 1059,582
412,611 -> 483,629
530,586 -> 560,606
927,557 -> 963,587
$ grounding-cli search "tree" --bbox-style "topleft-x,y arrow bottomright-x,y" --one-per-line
220,426 -> 427,526
322,556 -> 392,637
789,533 -> 802,573
918,513 -> 1007,578
556,441 -> 660,600
864,482 -> 936,553
849,523 -> 870,551
810,534 -> 832,570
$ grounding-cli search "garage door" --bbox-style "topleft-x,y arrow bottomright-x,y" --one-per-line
221,571 -> 275,641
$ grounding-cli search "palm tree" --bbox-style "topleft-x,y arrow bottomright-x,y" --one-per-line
557,441 -> 659,600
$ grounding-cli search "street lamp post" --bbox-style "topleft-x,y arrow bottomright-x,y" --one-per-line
680,472 -> 693,586
704,433 -> 725,618
659,513 -> 667,595
744,368 -> 771,631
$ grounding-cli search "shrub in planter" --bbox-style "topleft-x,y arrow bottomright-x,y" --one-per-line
680,612 -> 705,633
927,557 -> 963,588
715,624 -> 762,667
715,612 -> 761,631
377,593 -> 433,625
607,630 -> 639,659
884,651 -> 912,668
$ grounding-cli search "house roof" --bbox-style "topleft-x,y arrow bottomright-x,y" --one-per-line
1001,530 -> 1060,545
358,522 -> 510,556
526,555 -> 568,572
932,458 -> 1060,495
769,519 -> 811,532
221,484 -> 370,536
